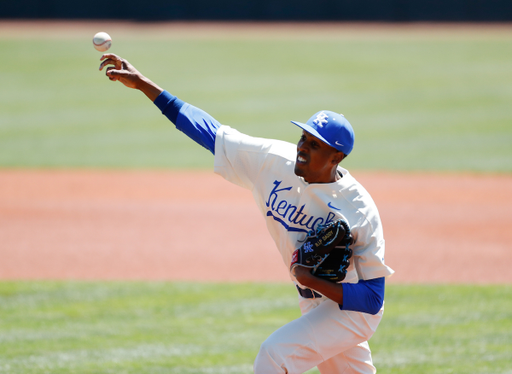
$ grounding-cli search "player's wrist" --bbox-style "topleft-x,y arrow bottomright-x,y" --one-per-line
137,77 -> 164,102
293,266 -> 316,286
306,277 -> 344,304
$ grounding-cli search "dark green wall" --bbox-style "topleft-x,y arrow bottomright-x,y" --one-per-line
1,0 -> 511,21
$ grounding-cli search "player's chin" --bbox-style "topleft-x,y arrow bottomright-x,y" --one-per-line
294,163 -> 307,178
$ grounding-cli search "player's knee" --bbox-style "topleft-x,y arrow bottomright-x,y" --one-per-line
253,339 -> 287,374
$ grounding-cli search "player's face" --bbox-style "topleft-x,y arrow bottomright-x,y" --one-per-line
294,131 -> 344,184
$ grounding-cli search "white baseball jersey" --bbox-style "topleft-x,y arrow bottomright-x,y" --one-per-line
154,90 -> 392,372
214,125 -> 394,285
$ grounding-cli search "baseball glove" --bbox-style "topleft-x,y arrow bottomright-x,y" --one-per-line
290,219 -> 353,283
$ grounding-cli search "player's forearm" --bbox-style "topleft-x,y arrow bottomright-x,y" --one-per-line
310,278 -> 344,305
296,267 -> 385,314
296,271 -> 344,305
135,76 -> 164,102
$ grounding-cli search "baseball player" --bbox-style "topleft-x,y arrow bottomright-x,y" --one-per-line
99,54 -> 394,374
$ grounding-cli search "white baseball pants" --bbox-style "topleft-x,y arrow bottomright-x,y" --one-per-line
253,296 -> 383,374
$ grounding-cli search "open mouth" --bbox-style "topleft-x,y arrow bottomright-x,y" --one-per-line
297,154 -> 307,164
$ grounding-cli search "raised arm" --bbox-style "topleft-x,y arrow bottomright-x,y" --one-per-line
99,54 -> 163,102
99,54 -> 220,154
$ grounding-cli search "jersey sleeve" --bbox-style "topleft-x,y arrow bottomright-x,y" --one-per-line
340,277 -> 385,315
214,126 -> 281,190
351,210 -> 394,281
154,90 -> 219,154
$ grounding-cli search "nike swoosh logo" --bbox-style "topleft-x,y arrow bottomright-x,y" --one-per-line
327,202 -> 341,210
335,141 -> 344,146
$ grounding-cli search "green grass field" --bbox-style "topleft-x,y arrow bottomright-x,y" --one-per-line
0,281 -> 511,374
1,24 -> 511,171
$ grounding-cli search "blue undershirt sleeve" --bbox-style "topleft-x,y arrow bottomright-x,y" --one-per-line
340,277 -> 385,315
153,90 -> 220,155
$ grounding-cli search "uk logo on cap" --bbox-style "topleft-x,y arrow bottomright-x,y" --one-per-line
291,110 -> 355,155
313,112 -> 329,127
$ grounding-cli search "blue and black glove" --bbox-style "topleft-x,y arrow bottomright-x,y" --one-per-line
290,219 -> 353,282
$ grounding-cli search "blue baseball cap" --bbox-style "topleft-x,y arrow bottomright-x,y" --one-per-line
291,110 -> 355,155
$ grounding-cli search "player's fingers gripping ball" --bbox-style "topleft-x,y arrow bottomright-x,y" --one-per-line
290,219 -> 353,282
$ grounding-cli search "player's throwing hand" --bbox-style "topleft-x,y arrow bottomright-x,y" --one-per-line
99,54 -> 163,102
99,54 -> 142,88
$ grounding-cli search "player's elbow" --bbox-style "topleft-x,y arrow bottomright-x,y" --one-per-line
340,277 -> 385,315
365,278 -> 385,315
366,291 -> 384,315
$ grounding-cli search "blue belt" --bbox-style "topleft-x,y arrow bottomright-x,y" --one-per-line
296,285 -> 322,299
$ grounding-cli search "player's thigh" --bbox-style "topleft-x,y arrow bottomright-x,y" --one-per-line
317,341 -> 376,374
301,299 -> 379,360
254,314 -> 324,374
255,300 -> 379,374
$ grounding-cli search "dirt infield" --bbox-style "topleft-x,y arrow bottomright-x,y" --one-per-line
1,170 -> 511,284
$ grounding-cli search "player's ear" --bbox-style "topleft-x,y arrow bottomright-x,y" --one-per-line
332,151 -> 345,165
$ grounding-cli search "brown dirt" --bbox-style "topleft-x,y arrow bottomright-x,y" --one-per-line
1,169 -> 511,284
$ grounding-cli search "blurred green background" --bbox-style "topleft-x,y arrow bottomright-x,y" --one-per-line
1,24 -> 511,172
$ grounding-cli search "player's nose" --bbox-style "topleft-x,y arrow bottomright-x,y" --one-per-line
297,140 -> 309,153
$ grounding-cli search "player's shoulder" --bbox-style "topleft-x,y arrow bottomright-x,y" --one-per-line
335,169 -> 380,216
338,169 -> 370,193
217,125 -> 296,159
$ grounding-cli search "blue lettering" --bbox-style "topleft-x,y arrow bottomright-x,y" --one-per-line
276,200 -> 288,216
297,214 -> 314,229
266,211 -> 309,233
265,179 -> 340,233
284,204 -> 297,221
291,205 -> 306,224
325,212 -> 337,224
311,216 -> 324,230
266,180 -> 292,210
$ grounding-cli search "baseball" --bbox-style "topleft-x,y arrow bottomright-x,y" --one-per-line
93,32 -> 112,52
